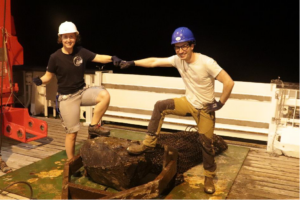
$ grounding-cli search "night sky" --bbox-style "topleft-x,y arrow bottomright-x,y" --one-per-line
10,0 -> 299,83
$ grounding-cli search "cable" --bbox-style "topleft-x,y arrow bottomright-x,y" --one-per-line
270,77 -> 285,156
0,181 -> 33,199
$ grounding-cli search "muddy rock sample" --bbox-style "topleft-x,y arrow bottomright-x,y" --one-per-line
80,137 -> 152,191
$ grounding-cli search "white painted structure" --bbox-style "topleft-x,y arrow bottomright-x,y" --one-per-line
26,70 -> 299,158
267,86 -> 300,158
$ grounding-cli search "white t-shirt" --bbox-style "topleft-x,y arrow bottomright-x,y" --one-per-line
168,53 -> 222,109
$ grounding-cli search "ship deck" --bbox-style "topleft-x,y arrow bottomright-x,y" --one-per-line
0,117 -> 299,199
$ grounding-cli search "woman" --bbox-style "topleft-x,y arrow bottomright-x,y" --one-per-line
33,21 -> 122,161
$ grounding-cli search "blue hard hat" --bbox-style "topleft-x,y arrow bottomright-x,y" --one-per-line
171,27 -> 196,45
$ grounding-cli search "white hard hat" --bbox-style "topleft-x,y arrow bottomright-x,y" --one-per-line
58,21 -> 79,35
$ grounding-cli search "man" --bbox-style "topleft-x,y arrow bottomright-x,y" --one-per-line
120,27 -> 234,194
33,21 -> 123,161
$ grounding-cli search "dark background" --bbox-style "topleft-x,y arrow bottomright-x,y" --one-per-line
10,0 -> 299,83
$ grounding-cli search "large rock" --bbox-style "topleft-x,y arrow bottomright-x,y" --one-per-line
80,137 -> 152,190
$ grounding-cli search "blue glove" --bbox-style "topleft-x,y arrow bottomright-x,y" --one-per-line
205,100 -> 224,113
120,60 -> 135,69
33,77 -> 42,86
111,56 -> 122,66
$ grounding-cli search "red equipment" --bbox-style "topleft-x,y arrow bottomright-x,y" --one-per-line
0,0 -> 48,142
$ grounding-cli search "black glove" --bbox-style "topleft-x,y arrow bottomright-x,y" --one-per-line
33,77 -> 43,86
111,56 -> 122,66
205,100 -> 224,113
120,60 -> 135,69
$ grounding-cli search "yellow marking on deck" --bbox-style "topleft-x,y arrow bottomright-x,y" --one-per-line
27,178 -> 39,183
2,177 -> 12,181
39,183 -> 61,198
36,169 -> 63,178
55,161 -> 63,165
184,176 -> 202,188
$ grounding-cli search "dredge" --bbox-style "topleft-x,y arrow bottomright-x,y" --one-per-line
62,130 -> 228,199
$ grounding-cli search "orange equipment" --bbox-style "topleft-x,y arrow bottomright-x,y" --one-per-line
0,0 -> 48,142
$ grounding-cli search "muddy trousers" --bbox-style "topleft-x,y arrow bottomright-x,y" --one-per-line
143,96 -> 216,177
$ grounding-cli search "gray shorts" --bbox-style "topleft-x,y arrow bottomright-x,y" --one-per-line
58,86 -> 106,133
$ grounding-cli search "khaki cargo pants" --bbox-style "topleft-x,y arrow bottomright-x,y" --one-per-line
143,96 -> 216,177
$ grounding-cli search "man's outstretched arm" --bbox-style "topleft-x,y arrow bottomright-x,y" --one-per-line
120,57 -> 173,69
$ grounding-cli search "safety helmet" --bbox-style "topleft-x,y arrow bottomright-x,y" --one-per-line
171,27 -> 195,45
58,21 -> 79,35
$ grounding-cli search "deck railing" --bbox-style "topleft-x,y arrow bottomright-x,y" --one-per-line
27,70 -> 299,157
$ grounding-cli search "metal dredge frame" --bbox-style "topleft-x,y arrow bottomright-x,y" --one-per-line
61,145 -> 178,199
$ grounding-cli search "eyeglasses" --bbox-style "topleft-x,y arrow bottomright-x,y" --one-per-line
174,44 -> 190,52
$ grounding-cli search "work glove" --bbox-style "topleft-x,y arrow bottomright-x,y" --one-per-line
205,100 -> 224,113
33,76 -> 43,86
111,56 -> 122,66
120,60 -> 135,69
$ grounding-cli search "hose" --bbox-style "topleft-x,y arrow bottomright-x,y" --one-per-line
0,181 -> 33,199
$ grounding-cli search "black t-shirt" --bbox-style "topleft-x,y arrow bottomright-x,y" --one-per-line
47,46 -> 96,94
